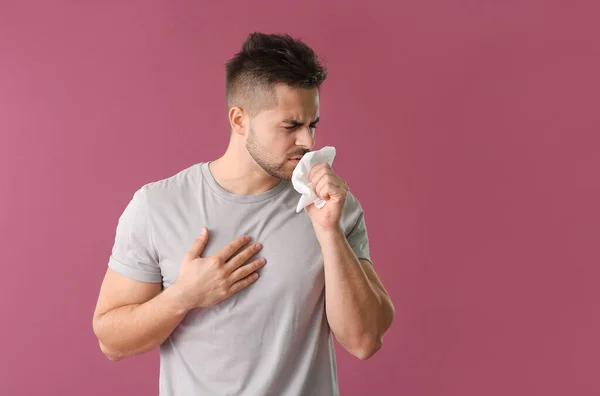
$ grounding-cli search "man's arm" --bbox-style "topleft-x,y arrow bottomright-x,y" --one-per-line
314,224 -> 395,360
93,229 -> 266,361
302,161 -> 395,360
92,187 -> 192,361
92,268 -> 191,361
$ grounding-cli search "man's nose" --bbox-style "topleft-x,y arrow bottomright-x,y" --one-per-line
295,127 -> 315,150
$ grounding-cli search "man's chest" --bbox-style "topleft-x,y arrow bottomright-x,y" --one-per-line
152,205 -> 326,298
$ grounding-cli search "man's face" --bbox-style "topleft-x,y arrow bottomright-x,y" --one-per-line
245,84 -> 320,181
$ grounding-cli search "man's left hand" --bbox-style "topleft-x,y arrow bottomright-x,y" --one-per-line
305,162 -> 348,230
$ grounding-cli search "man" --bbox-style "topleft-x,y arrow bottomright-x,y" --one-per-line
93,32 -> 394,395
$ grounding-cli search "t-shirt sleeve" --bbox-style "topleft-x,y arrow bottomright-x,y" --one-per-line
107,187 -> 163,283
344,193 -> 373,265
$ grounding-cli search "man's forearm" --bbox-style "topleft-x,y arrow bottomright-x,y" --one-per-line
93,285 -> 191,361
315,224 -> 394,359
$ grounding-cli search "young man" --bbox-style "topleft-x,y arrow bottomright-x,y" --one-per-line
93,32 -> 394,395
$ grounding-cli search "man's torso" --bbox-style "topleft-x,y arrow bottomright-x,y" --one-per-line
143,162 -> 345,395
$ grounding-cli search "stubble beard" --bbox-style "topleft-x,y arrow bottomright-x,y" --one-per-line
245,127 -> 293,181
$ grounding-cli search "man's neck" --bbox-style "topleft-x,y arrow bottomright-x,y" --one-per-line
208,154 -> 282,196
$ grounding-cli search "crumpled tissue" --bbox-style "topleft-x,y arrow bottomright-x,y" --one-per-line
291,146 -> 337,213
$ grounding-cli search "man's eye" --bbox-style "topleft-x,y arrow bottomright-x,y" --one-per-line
284,125 -> 316,131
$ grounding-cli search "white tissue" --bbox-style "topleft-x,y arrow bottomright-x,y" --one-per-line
291,146 -> 337,213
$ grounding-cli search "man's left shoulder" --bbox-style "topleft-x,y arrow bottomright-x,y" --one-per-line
343,190 -> 365,213
340,190 -> 366,232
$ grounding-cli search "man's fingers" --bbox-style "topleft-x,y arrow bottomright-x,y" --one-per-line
308,167 -> 327,188
216,235 -> 251,262
230,257 -> 266,284
186,227 -> 209,259
229,259 -> 265,294
314,176 -> 328,198
309,162 -> 330,181
224,242 -> 262,273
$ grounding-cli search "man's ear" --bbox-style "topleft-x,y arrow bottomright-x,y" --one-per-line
229,106 -> 247,136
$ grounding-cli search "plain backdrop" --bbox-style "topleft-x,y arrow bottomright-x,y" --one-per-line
1,1 -> 599,395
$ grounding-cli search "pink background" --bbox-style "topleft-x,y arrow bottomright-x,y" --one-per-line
1,1 -> 599,395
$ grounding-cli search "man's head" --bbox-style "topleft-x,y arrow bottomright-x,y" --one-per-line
225,32 -> 327,181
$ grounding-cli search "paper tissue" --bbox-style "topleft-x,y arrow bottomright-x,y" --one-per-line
291,146 -> 337,213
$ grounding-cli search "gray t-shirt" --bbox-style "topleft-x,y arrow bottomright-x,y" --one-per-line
108,161 -> 372,396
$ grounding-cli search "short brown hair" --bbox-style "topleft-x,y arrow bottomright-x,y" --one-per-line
225,32 -> 327,116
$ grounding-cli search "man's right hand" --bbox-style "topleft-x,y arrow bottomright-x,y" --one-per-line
172,227 -> 266,311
